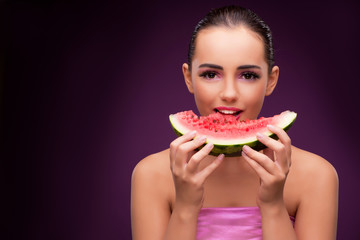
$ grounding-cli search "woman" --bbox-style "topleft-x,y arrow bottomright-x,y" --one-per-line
131,5 -> 338,240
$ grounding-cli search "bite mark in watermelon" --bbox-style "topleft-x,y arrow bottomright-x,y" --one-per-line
169,110 -> 297,157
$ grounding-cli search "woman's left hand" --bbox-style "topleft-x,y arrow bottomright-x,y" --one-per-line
241,124 -> 292,207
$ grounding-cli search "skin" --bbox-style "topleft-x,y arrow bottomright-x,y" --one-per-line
131,26 -> 338,240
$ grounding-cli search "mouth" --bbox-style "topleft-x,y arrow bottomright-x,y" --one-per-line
214,107 -> 243,119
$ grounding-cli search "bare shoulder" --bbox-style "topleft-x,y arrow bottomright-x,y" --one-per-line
287,145 -> 339,210
290,146 -> 338,182
131,149 -> 174,240
288,148 -> 339,239
132,149 -> 171,175
131,149 -> 174,206
131,149 -> 172,187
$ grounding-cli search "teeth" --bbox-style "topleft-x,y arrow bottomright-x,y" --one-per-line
218,109 -> 237,115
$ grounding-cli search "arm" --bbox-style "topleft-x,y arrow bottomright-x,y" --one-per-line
131,155 -> 172,240
292,153 -> 339,239
165,132 -> 224,240
242,124 -> 297,239
131,131 -> 224,240
241,125 -> 338,239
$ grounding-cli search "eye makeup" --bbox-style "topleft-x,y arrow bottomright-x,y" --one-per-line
239,71 -> 261,81
199,70 -> 221,80
197,63 -> 263,81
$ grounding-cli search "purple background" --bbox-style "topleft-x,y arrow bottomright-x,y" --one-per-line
3,0 -> 360,239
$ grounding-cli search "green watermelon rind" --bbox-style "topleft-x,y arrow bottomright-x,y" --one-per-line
169,111 -> 296,157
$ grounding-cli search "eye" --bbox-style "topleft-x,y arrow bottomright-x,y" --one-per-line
240,72 -> 260,81
199,71 -> 221,80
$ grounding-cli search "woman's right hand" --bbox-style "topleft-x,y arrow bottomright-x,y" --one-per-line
169,131 -> 224,213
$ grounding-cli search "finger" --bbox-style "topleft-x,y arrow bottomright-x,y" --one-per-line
263,147 -> 274,162
256,132 -> 287,167
187,142 -> 214,173
266,125 -> 292,168
242,145 -> 277,174
196,154 -> 224,181
169,131 -> 197,166
174,135 -> 207,168
242,150 -> 270,179
257,132 -> 284,153
267,125 -> 291,150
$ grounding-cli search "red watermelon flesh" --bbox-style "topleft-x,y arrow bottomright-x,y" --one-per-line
169,110 -> 297,156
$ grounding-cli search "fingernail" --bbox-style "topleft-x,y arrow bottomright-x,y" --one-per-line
218,154 -> 225,160
242,145 -> 250,153
241,150 -> 247,157
198,136 -> 207,143
256,132 -> 265,139
267,124 -> 275,130
206,142 -> 214,148
189,130 -> 197,136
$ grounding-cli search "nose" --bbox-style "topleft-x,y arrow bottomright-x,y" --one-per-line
220,78 -> 238,103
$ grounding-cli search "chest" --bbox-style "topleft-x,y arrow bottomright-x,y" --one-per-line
202,169 -> 260,207
168,164 -> 298,217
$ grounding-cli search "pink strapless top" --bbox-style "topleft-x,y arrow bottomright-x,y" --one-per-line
196,207 -> 295,240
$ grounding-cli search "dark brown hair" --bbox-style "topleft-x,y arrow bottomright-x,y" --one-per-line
187,6 -> 274,73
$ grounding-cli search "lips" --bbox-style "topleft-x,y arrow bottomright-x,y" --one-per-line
214,107 -> 243,118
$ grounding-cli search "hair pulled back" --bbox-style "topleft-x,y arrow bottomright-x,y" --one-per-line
187,6 -> 274,73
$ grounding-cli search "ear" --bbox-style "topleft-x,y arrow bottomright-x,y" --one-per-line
182,63 -> 194,94
265,65 -> 279,96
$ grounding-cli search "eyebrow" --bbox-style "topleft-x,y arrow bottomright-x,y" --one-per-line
199,63 -> 223,70
198,63 -> 261,70
237,65 -> 261,70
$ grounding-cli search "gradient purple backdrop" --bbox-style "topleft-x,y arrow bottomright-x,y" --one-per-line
3,0 -> 360,239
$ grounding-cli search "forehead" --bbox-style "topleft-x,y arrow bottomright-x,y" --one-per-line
193,26 -> 266,68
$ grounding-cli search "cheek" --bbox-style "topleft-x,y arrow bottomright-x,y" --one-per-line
247,85 -> 266,102
192,81 -> 217,114
194,85 -> 211,103
241,83 -> 267,111
193,78 -> 210,97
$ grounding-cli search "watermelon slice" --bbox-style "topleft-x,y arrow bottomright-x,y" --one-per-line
169,110 -> 297,156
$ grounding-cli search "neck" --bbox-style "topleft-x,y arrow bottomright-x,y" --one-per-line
204,155 -> 255,176
222,156 -> 252,172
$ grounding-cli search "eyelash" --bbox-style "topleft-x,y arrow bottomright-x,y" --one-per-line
199,71 -> 219,80
199,70 -> 260,81
240,71 -> 260,81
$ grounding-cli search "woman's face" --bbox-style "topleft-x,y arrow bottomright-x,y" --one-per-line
183,26 -> 278,120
